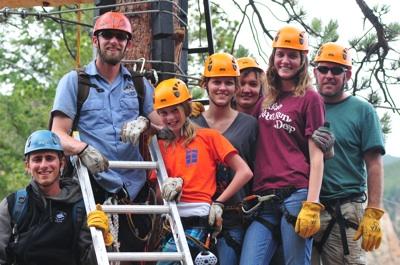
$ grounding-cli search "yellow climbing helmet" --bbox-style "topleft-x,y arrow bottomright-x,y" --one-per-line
154,78 -> 191,110
272,25 -> 308,51
237,57 -> 264,72
314,42 -> 352,69
203,53 -> 240,77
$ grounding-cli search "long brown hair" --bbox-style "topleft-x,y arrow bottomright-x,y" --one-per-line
262,49 -> 312,109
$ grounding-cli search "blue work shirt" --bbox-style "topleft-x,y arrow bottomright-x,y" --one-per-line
52,60 -> 154,200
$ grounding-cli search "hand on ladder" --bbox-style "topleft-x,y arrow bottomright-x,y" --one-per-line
87,204 -> 114,246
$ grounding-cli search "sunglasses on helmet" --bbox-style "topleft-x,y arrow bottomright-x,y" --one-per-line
316,66 -> 347,75
98,30 -> 130,41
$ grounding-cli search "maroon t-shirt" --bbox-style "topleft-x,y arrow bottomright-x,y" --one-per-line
253,89 -> 325,192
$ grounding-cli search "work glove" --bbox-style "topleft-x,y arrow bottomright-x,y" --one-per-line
78,144 -> 109,174
295,201 -> 324,238
353,207 -> 385,251
208,201 -> 224,237
312,124 -> 335,159
161,177 -> 183,201
190,102 -> 205,118
87,204 -> 114,246
157,127 -> 176,141
120,116 -> 149,145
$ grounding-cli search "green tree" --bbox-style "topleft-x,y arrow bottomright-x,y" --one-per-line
0,6 -> 93,198
229,0 -> 399,134
187,2 -> 250,96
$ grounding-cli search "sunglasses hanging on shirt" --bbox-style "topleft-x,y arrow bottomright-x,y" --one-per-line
316,66 -> 347,75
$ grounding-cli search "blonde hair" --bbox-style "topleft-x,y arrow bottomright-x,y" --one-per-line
162,101 -> 200,147
262,49 -> 311,109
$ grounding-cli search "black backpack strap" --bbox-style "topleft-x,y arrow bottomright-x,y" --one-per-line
71,198 -> 85,262
48,68 -> 94,131
72,198 -> 85,228
130,71 -> 146,116
72,68 -> 93,132
10,189 -> 28,227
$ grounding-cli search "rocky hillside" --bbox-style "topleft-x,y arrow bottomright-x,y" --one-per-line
368,155 -> 400,264
367,213 -> 400,263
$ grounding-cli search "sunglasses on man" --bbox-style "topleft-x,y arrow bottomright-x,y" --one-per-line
316,66 -> 347,75
98,30 -> 130,41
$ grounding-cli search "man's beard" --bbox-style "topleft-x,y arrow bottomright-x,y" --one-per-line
99,48 -> 125,65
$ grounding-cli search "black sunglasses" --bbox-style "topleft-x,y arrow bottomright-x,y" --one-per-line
316,66 -> 347,75
98,30 -> 130,41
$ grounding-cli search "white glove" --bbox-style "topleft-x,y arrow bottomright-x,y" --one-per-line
208,201 -> 224,226
161,177 -> 183,201
208,201 -> 224,237
120,116 -> 149,145
78,145 -> 109,174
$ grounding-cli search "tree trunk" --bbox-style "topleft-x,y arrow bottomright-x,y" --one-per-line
116,0 -> 153,70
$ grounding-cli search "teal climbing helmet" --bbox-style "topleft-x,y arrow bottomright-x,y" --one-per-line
24,130 -> 64,155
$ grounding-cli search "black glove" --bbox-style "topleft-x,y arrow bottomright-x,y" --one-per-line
312,123 -> 335,159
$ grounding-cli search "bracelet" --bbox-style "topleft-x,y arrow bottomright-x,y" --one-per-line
213,201 -> 225,207
77,144 -> 89,156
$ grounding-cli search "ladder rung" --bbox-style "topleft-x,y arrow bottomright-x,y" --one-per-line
102,204 -> 170,214
108,161 -> 158,169
108,252 -> 184,261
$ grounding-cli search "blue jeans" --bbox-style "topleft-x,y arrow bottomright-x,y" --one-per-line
157,228 -> 206,265
239,189 -> 312,265
217,227 -> 245,265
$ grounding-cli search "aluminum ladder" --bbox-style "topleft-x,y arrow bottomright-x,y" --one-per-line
72,135 -> 193,265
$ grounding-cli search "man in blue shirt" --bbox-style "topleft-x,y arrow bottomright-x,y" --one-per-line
51,11 -> 161,260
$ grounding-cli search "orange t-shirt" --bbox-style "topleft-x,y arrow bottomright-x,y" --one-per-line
157,128 -> 237,204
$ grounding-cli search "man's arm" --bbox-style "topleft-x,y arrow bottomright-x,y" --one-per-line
364,149 -> 384,208
51,111 -> 87,156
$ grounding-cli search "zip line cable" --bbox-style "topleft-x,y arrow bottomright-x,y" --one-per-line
0,1 -> 198,81
0,0 -> 187,18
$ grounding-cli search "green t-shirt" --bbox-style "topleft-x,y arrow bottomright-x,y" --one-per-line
321,96 -> 385,200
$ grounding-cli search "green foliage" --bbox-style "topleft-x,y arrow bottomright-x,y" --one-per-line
187,3 -> 250,77
0,6 -> 93,198
191,86 -> 205,99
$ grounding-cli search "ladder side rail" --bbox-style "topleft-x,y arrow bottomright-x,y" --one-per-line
71,136 -> 110,265
149,136 -> 194,265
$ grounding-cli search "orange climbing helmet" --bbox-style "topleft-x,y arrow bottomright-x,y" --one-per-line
237,57 -> 264,72
272,25 -> 308,51
154,78 -> 191,110
314,42 -> 352,69
93,11 -> 132,39
203,53 -> 240,77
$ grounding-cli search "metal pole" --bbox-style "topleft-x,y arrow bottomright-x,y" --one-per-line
203,0 -> 214,55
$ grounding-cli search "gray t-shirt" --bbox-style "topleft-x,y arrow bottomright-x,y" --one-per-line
192,112 -> 258,227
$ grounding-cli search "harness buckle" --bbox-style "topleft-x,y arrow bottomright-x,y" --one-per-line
241,194 -> 278,214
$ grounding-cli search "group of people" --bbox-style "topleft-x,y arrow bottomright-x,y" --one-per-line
0,10 -> 385,265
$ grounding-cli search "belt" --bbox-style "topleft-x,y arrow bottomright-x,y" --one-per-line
321,192 -> 366,207
255,186 -> 297,201
180,216 -> 208,228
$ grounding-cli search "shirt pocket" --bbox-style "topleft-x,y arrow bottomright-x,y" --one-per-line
79,96 -> 107,129
119,95 -> 139,119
